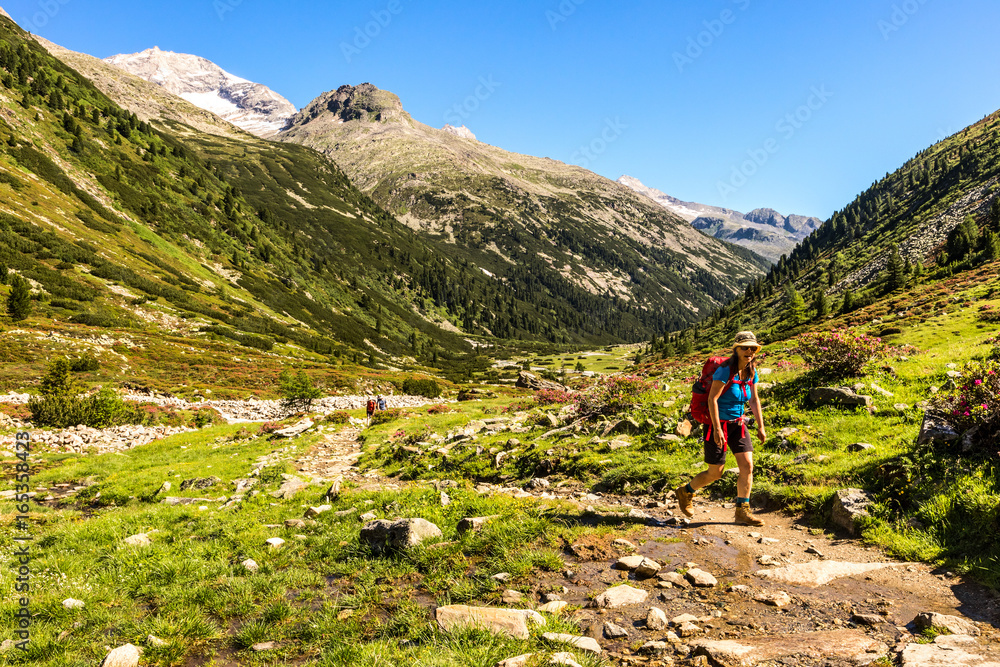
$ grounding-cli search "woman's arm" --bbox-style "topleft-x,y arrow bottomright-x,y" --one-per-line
708,379 -> 725,445
750,382 -> 766,444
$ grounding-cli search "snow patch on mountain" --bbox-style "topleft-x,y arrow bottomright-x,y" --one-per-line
104,47 -> 297,138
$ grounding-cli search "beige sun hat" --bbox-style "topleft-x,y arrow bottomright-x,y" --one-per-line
732,331 -> 762,351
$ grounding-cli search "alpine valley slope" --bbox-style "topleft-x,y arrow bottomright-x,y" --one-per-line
23,24 -> 722,353
686,108 -> 1000,347
99,47 -> 771,336
0,14 -> 525,377
618,174 -> 822,263
274,83 -> 769,332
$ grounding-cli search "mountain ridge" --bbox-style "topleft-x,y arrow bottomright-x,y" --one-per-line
104,47 -> 297,138
617,175 -> 822,263
277,82 -> 768,328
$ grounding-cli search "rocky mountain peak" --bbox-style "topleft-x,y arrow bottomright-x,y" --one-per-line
0,6 -> 12,20
291,83 -> 407,127
103,47 -> 297,138
442,124 -> 476,141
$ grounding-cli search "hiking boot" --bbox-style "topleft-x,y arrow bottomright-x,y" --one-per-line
674,485 -> 694,517
735,506 -> 764,526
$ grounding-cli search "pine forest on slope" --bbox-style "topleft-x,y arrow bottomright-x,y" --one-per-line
665,109 -> 1000,351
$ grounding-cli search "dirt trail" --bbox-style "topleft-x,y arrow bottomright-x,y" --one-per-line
286,431 -> 1000,665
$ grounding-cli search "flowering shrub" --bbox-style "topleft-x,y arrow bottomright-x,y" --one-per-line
796,329 -> 892,379
259,421 -> 281,435
977,305 -> 1000,323
931,358 -> 1000,434
576,375 -> 656,416
502,400 -> 535,414
326,411 -> 352,424
535,388 -> 577,405
426,404 -> 452,414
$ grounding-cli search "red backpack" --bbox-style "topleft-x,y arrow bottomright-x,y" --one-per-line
366,399 -> 376,413
691,357 -> 739,425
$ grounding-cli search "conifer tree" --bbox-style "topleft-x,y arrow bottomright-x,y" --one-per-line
6,274 -> 31,321
785,284 -> 806,326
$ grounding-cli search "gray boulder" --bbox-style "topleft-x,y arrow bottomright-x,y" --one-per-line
809,387 -> 872,409
830,488 -> 873,535
516,371 -> 568,392
360,518 -> 443,554
913,611 -> 980,636
179,476 -> 221,491
916,411 -> 960,446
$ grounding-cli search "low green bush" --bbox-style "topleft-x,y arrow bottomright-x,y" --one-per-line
28,387 -> 145,428
402,377 -> 441,398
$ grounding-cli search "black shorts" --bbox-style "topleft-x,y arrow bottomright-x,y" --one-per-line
703,419 -> 753,465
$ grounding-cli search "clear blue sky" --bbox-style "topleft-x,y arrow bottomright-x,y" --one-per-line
6,0 -> 1000,220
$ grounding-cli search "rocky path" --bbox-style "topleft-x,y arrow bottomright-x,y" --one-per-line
535,494 -> 1000,666
270,430 -> 1000,665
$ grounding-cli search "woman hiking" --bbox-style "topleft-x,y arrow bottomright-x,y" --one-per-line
675,331 -> 768,526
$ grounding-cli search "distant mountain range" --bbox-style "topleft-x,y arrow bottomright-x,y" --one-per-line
617,176 -> 822,263
98,44 -> 770,333
105,47 -> 296,138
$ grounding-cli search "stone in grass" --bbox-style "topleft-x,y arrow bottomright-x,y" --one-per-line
360,518 -> 443,555
496,655 -> 534,667
594,584 -> 648,608
265,537 -> 285,548
549,653 -> 583,667
457,516 -> 499,534
847,442 -> 874,452
123,533 -> 151,547
613,555 -> 645,571
657,572 -> 690,589
635,558 -> 662,578
241,559 -> 259,572
612,538 -> 637,551
604,621 -> 630,638
542,632 -> 602,654
147,635 -> 167,647
685,568 -> 718,587
640,641 -> 671,654
502,590 -> 523,604
913,611 -> 980,637
755,590 -> 792,607
62,598 -> 85,609
251,642 -> 276,652
436,605 -> 545,640
100,643 -> 142,667
646,607 -> 667,631
304,505 -> 332,517
830,488 -> 874,536
538,601 -> 568,614
360,511 -> 377,521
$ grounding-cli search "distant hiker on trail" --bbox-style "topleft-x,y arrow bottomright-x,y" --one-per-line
377,395 -> 387,411
675,331 -> 768,527
366,397 -> 376,425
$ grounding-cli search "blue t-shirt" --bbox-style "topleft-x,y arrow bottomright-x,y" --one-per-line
712,365 -> 758,420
